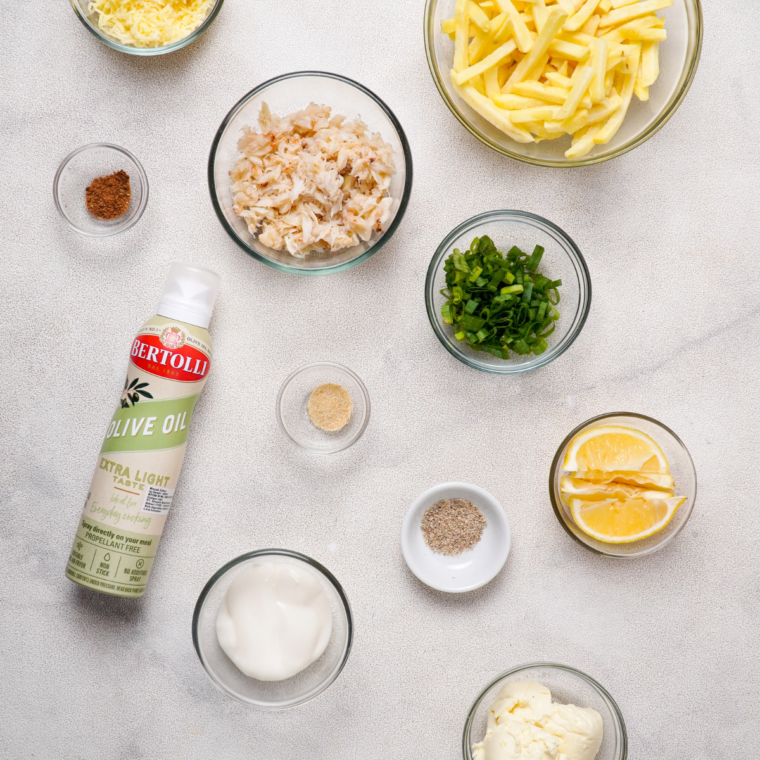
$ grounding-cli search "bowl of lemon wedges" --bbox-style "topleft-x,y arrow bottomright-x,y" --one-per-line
549,412 -> 696,557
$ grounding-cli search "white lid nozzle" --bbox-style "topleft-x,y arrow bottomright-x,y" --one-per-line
156,262 -> 220,329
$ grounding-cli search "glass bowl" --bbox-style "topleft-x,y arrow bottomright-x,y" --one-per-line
192,549 -> 353,709
463,663 -> 627,760
424,0 -> 703,167
276,362 -> 370,454
426,210 -> 590,373
549,412 -> 697,558
70,0 -> 224,55
53,143 -> 149,237
208,71 -> 413,275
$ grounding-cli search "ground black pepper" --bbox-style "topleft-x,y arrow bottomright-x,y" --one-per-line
421,498 -> 487,555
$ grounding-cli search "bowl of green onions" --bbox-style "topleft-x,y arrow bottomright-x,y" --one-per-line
425,211 -> 591,374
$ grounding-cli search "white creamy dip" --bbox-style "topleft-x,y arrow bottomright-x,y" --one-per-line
473,681 -> 603,760
216,562 -> 333,681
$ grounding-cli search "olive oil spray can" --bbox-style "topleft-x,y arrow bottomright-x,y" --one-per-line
65,263 -> 220,597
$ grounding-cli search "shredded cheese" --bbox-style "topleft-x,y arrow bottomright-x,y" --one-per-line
88,0 -> 215,47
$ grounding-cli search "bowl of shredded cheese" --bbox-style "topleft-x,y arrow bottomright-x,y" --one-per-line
71,0 -> 224,54
209,72 -> 413,275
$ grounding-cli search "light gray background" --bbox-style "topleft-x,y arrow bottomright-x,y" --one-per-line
1,2 -> 757,759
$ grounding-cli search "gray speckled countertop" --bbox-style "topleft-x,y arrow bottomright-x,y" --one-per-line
1,2 -> 758,759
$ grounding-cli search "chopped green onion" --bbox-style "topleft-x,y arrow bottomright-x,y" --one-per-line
440,235 -> 562,360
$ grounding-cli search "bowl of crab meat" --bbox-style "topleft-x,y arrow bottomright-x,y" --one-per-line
209,71 -> 413,275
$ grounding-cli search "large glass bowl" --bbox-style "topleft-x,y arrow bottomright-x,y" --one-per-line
70,0 -> 224,55
549,412 -> 697,557
426,210 -> 590,373
424,0 -> 702,167
463,663 -> 627,760
209,72 -> 413,275
192,549 -> 353,709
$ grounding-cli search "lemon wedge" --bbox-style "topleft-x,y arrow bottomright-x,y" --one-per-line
569,496 -> 686,543
562,425 -> 669,473
560,476 -> 673,505
570,470 -> 675,491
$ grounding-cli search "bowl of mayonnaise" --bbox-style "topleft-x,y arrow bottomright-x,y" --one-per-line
192,549 -> 353,708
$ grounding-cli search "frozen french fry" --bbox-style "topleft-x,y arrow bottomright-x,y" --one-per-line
454,0 -> 470,72
453,79 -> 535,142
452,39 -> 518,85
580,13 -> 600,35
610,0 -> 641,7
545,71 -> 574,87
492,93 -> 549,109
565,124 -> 602,158
549,39 -> 591,61
556,64 -> 594,120
585,89 -> 621,123
619,26 -> 666,42
510,105 -> 562,122
563,0 -> 602,32
640,40 -> 659,86
469,0 -> 492,31
598,0 -> 673,29
531,0 -> 549,32
505,6 -> 568,90
634,57 -> 649,100
485,64 -> 501,97
589,37 -> 608,101
513,81 -> 571,103
442,17 -> 457,34
595,42 -> 641,142
494,0 -> 535,52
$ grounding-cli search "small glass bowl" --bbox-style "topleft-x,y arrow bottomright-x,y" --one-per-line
53,144 -> 148,237
192,549 -> 353,709
426,210 -> 590,373
276,362 -> 370,454
208,71 -> 413,275
463,663 -> 627,760
549,412 -> 697,558
424,0 -> 703,167
70,0 -> 224,55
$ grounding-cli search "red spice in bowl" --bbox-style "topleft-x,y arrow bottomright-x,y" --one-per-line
85,170 -> 131,219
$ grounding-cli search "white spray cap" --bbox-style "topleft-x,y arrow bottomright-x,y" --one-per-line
156,262 -> 220,329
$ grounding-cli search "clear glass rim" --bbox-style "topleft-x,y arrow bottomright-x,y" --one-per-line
70,0 -> 225,55
191,548 -> 354,709
425,210 -> 591,374
423,0 -> 703,168
548,411 -> 698,558
207,71 -> 414,276
275,361 -> 371,454
53,142 -> 150,237
462,662 -> 628,760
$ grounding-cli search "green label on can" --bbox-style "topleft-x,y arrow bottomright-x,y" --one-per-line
65,516 -> 160,597
100,395 -> 199,454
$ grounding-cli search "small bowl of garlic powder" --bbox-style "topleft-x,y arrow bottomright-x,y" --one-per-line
276,362 -> 370,454
209,72 -> 413,275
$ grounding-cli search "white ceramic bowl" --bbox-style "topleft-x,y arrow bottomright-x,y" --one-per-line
401,482 -> 510,592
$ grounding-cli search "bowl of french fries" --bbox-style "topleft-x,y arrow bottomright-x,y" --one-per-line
424,0 -> 702,166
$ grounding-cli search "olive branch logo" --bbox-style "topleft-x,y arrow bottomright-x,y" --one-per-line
121,377 -> 153,408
